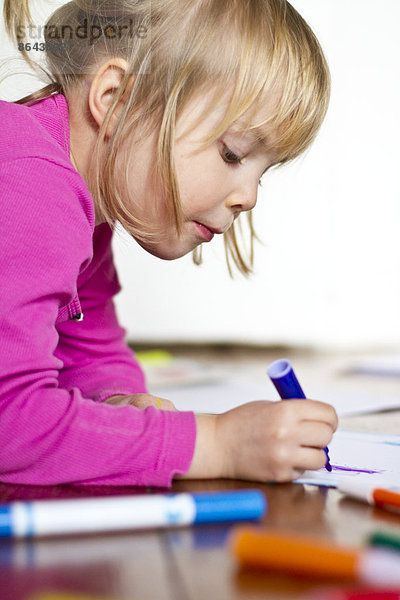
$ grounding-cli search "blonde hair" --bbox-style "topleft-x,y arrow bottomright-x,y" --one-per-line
4,0 -> 330,275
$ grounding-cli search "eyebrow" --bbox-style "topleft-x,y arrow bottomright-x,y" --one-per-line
228,123 -> 270,146
228,124 -> 279,160
247,126 -> 271,147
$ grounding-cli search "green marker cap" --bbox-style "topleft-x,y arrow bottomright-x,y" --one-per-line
368,530 -> 400,552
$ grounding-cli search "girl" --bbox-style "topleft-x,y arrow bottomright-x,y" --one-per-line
0,0 -> 337,487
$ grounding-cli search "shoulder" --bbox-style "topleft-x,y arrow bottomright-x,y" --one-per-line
0,96 -> 67,160
0,95 -> 95,232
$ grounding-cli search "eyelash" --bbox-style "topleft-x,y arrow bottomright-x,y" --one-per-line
221,143 -> 264,187
222,144 -> 243,165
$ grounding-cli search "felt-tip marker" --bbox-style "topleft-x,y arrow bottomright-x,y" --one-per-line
338,478 -> 400,512
0,489 -> 266,538
267,358 -> 332,472
230,527 -> 400,585
368,530 -> 400,553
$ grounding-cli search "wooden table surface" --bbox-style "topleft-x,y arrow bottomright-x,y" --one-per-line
1,347 -> 400,600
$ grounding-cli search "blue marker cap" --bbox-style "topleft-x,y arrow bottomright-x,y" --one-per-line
192,490 -> 266,524
0,506 -> 13,537
268,359 -> 307,400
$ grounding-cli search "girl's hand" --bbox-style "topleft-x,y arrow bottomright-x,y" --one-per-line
105,393 -> 177,411
179,399 -> 338,483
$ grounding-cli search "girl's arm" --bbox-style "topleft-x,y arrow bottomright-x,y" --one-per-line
55,223 -> 149,403
106,395 -> 338,482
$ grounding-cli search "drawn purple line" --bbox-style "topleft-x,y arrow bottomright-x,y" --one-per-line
332,465 -> 382,475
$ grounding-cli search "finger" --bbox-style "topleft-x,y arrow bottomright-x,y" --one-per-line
289,399 -> 338,430
132,395 -> 159,409
268,468 -> 305,483
296,421 -> 334,449
292,469 -> 304,480
157,398 -> 177,411
133,394 -> 174,410
141,396 -> 177,411
293,447 -> 328,472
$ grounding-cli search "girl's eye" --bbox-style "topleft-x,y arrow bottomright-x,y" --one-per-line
222,144 -> 242,164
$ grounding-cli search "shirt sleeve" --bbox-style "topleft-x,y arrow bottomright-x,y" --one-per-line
55,223 -> 148,402
0,157 -> 196,486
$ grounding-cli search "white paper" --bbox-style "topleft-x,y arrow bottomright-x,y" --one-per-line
295,430 -> 400,487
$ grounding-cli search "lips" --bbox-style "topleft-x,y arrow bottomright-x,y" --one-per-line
193,221 -> 216,242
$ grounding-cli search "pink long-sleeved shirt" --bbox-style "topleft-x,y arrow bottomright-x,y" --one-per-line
0,94 -> 196,486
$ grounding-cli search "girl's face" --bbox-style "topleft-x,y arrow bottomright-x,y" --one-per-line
121,94 -> 276,260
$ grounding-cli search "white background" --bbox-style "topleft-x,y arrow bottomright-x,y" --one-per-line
2,1 -> 400,350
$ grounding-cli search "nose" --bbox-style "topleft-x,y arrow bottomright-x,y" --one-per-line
226,183 -> 258,215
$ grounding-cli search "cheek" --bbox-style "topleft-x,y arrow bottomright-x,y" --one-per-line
116,156 -> 158,218
116,129 -> 162,200
175,149 -> 221,212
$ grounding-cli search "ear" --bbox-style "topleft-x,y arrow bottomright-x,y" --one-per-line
88,57 -> 131,136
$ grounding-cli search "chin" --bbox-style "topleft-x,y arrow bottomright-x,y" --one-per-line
136,239 -> 193,261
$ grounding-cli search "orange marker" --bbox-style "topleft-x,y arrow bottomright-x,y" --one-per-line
374,489 -> 400,510
338,478 -> 400,512
230,527 -> 400,585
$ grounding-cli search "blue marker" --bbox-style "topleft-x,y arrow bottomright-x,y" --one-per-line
0,489 -> 266,538
267,358 -> 332,472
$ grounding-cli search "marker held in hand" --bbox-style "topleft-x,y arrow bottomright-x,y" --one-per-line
267,358 -> 332,472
